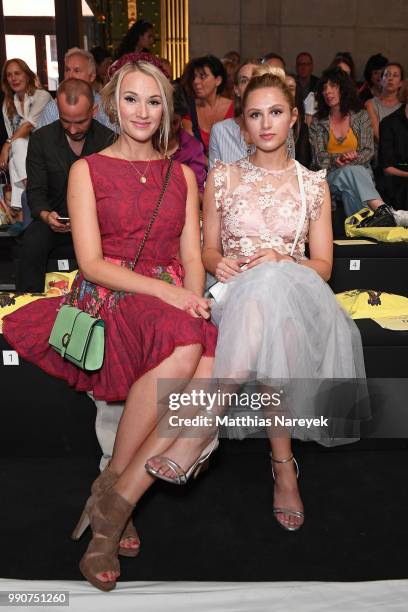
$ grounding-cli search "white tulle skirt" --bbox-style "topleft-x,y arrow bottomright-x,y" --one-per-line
211,261 -> 368,445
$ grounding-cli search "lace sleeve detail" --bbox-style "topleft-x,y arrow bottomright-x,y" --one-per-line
307,168 -> 327,221
213,159 -> 227,211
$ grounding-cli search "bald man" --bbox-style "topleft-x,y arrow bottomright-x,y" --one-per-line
17,78 -> 114,292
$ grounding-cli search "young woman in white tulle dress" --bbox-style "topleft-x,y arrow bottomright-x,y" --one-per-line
200,65 -> 366,531
145,65 -> 366,532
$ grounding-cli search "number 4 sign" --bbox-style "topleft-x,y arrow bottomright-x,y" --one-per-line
2,350 -> 19,365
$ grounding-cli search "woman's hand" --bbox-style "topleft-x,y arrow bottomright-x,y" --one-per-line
335,151 -> 358,167
246,249 -> 292,269
0,143 -> 10,170
215,257 -> 248,282
160,284 -> 211,319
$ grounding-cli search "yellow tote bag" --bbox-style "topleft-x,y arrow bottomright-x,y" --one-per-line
345,208 -> 408,242
336,289 -> 408,319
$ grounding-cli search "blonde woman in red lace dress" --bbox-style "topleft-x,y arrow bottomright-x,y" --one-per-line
3,61 -> 217,591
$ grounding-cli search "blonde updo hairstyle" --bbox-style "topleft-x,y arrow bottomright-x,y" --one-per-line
242,64 -> 298,138
101,61 -> 174,154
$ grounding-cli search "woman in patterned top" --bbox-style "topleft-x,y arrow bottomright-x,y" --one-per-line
147,65 -> 367,532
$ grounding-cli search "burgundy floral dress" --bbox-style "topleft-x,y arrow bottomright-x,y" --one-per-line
3,154 -> 217,401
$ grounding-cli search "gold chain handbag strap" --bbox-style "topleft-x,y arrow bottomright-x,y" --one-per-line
129,158 -> 173,271
69,158 -> 174,315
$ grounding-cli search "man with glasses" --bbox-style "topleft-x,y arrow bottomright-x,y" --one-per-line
295,52 -> 319,102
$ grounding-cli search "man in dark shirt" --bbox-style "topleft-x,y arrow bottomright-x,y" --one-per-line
17,78 -> 114,291
295,52 -> 319,102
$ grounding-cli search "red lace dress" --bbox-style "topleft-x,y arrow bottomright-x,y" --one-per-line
3,154 -> 217,401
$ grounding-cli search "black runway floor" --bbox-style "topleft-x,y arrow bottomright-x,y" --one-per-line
1,438 -> 408,583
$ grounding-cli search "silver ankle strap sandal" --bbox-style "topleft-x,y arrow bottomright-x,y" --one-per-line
271,453 -> 304,532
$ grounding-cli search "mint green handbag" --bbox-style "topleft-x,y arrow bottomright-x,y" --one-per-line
48,159 -> 173,371
49,305 -> 105,370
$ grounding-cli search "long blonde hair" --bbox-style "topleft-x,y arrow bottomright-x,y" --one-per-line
101,61 -> 173,154
1,58 -> 37,121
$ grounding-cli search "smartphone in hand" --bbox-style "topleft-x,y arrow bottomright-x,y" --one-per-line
57,217 -> 70,224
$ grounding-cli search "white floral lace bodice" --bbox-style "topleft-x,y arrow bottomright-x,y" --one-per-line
213,158 -> 326,262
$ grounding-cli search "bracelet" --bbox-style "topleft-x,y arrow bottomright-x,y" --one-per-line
5,137 -> 12,144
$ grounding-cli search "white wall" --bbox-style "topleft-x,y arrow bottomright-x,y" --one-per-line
189,0 -> 408,79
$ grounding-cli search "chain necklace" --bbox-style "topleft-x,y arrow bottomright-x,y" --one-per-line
116,147 -> 156,184
128,158 -> 152,184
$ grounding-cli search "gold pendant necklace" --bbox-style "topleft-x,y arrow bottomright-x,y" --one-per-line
129,158 -> 152,184
116,148 -> 153,184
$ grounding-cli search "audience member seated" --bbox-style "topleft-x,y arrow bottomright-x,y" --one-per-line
37,48 -> 115,131
295,51 -> 318,102
366,62 -> 403,144
309,67 -> 389,218
181,55 -> 234,156
261,52 -> 285,70
113,19 -> 155,59
296,53 -> 318,129
378,80 -> 408,212
358,53 -> 388,104
0,59 -> 51,211
90,46 -> 112,92
208,59 -> 259,168
168,86 -> 207,195
17,79 -> 114,292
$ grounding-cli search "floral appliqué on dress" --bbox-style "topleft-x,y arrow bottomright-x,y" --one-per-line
213,158 -> 326,261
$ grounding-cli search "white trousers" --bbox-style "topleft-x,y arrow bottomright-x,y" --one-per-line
9,137 -> 28,209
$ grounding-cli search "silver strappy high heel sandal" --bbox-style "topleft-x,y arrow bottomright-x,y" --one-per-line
271,453 -> 304,532
145,436 -> 219,485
